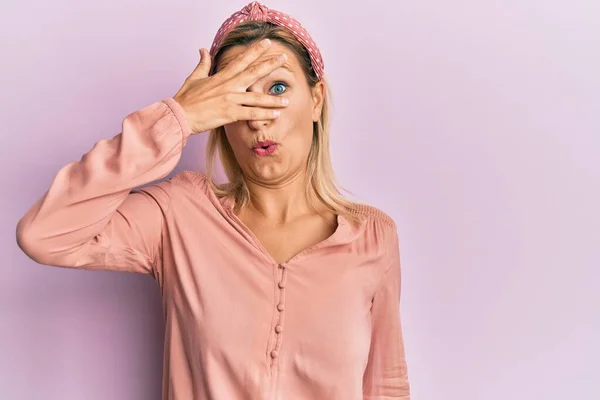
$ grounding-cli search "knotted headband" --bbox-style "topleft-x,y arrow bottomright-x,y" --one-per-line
209,1 -> 325,80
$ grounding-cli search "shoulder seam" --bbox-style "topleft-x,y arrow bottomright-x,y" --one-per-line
346,203 -> 396,227
171,170 -> 210,195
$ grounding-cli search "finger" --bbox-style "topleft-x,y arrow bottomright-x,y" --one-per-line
215,38 -> 274,82
237,53 -> 287,89
189,48 -> 211,80
227,92 -> 289,108
233,106 -> 281,122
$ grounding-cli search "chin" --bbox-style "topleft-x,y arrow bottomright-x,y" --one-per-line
251,165 -> 284,182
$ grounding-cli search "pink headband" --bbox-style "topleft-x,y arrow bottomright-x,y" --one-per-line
209,1 -> 325,80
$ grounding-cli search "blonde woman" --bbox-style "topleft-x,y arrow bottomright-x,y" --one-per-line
16,2 -> 411,399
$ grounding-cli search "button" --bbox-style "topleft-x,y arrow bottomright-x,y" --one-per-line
278,263 -> 286,269
270,350 -> 278,358
275,324 -> 283,333
277,303 -> 284,311
278,281 -> 285,289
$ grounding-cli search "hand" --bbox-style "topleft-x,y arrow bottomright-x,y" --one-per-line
173,39 -> 290,134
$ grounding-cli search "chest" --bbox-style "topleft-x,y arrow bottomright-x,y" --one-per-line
165,207 -> 386,376
168,243 -> 379,377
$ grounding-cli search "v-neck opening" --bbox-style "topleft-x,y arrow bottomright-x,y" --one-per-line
219,194 -> 350,266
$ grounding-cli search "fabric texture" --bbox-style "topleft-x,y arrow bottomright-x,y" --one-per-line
209,1 -> 325,80
16,99 -> 410,399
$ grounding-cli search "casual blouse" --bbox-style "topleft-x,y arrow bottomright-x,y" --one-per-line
16,98 -> 411,400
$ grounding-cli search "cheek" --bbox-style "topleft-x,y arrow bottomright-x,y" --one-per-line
282,98 -> 315,135
283,127 -> 314,164
224,128 -> 248,156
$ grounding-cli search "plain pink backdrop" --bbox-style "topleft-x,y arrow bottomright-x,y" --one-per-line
1,0 -> 598,399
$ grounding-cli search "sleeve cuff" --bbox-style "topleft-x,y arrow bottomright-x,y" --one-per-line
162,97 -> 193,148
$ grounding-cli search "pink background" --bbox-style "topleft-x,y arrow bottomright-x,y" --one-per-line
2,0 -> 598,399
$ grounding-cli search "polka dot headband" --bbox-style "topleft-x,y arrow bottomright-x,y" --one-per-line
209,1 -> 325,80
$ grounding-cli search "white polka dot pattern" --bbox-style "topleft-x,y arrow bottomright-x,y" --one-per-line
209,1 -> 324,80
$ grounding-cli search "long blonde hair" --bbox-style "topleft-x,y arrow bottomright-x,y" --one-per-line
205,21 -> 361,223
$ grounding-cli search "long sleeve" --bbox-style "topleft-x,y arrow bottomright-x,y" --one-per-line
16,98 -> 192,277
363,223 -> 411,399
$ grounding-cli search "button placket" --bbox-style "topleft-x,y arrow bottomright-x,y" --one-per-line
270,263 -> 288,364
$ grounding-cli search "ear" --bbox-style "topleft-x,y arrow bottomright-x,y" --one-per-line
311,81 -> 325,122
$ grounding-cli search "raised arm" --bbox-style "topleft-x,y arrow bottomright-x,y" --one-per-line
16,98 -> 191,276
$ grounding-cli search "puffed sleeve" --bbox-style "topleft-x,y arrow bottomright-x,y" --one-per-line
363,222 -> 411,399
16,98 -> 192,278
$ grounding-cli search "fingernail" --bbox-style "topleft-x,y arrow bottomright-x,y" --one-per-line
278,53 -> 287,62
261,39 -> 271,47
281,98 -> 289,105
273,110 -> 280,117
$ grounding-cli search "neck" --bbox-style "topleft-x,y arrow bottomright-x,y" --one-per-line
242,170 -> 317,224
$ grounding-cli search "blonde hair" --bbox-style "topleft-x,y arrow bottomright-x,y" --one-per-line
205,21 -> 362,224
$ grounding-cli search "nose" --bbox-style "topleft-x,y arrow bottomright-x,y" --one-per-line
245,87 -> 275,130
247,117 -> 271,130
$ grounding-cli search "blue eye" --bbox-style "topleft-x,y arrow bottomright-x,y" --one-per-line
269,82 -> 288,95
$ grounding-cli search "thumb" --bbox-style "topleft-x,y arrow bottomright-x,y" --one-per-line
190,48 -> 212,79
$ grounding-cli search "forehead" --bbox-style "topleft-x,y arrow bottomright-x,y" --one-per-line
217,41 -> 301,74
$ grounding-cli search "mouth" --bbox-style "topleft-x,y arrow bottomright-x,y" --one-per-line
251,140 -> 279,156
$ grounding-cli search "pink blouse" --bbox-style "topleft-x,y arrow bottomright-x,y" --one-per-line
16,98 -> 410,399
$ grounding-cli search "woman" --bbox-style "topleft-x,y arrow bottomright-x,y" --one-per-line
16,2 -> 411,399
